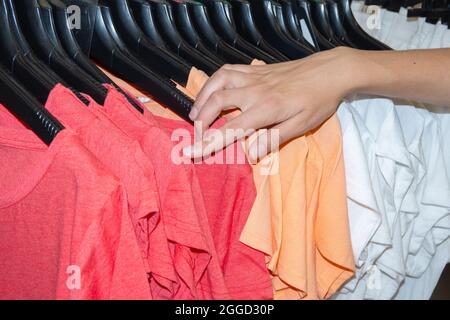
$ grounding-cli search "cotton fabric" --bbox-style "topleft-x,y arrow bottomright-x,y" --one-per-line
0,104 -> 151,300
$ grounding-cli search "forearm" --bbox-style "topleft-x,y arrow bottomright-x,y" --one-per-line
348,48 -> 450,106
185,48 -> 450,158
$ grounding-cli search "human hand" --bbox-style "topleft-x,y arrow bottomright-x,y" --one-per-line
183,47 -> 364,161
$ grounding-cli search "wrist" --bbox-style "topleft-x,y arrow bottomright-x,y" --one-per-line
324,47 -> 370,100
345,49 -> 397,97
340,48 -> 373,97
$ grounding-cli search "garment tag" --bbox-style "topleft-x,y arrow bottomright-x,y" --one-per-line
299,19 -> 315,47
137,96 -> 152,104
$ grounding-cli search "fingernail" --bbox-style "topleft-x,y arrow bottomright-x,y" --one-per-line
183,145 -> 201,158
258,144 -> 268,159
189,106 -> 199,120
249,142 -> 267,163
183,146 -> 193,157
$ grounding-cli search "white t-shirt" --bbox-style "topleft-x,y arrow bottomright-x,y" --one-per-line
405,109 -> 450,277
440,114 -> 450,175
385,8 -> 421,50
429,22 -> 448,49
337,102 -> 381,266
336,96 -> 450,299
378,9 -> 397,43
335,97 -> 409,299
420,20 -> 435,47
441,26 -> 450,47
394,238 -> 450,299
351,3 -> 450,50
342,2 -> 450,300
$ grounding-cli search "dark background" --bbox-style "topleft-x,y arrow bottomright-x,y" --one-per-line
431,265 -> 450,300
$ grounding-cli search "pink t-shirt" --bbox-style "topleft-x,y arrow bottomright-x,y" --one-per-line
42,85 -> 172,296
94,87 -> 223,299
0,106 -> 151,300
101,86 -> 272,299
99,86 -> 232,300
149,113 -> 273,300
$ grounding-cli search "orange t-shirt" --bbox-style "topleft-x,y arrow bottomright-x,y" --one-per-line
100,63 -> 355,300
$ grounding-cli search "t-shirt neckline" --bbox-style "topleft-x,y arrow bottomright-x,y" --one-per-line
0,126 -> 70,209
0,84 -> 78,208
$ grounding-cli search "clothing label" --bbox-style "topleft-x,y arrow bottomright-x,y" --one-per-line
137,96 -> 152,104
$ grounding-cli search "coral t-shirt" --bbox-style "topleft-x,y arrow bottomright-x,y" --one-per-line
0,106 -> 151,300
98,66 -> 273,299
42,85 -> 172,296
96,83 -> 272,299
153,114 -> 273,300
98,86 -> 230,300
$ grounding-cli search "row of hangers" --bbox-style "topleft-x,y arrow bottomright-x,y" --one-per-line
363,0 -> 450,26
0,0 -> 391,145
406,0 -> 450,25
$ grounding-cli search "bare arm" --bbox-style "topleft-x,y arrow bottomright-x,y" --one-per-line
353,48 -> 450,106
184,47 -> 450,160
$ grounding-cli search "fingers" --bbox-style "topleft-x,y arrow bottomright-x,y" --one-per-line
184,107 -> 274,159
191,68 -> 254,119
221,63 -> 254,73
247,113 -> 308,162
193,87 -> 253,134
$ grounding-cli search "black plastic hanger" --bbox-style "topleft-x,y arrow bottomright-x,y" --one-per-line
310,0 -> 347,46
325,0 -> 357,47
337,0 -> 391,50
39,2 -> 80,60
133,0 -> 222,73
273,1 -> 291,36
48,0 -> 149,112
46,0 -> 113,84
4,0 -> 91,106
171,0 -> 228,65
206,0 -> 280,63
385,0 -> 404,13
248,0 -> 315,59
407,2 -> 450,25
144,0 -> 220,75
14,0 -> 108,104
130,0 -> 169,48
278,0 -> 302,39
38,0 -> 106,105
364,0 -> 388,5
275,1 -> 323,50
0,65 -> 64,146
3,0 -> 67,87
0,0 -> 60,105
230,0 -> 290,61
75,1 -> 194,121
100,0 -> 193,85
291,0 -> 334,50
278,0 -> 317,51
185,0 -> 254,64
225,0 -> 289,60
